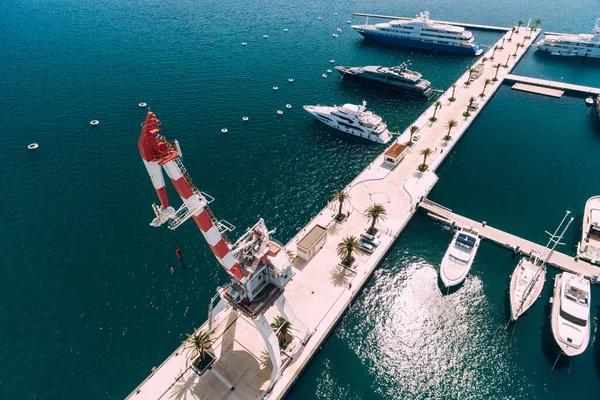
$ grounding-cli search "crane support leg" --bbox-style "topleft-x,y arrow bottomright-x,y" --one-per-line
275,295 -> 310,344
252,314 -> 282,390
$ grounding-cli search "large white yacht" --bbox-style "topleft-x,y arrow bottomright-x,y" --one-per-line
577,196 -> 600,264
303,101 -> 392,143
551,272 -> 591,356
509,212 -> 573,321
352,11 -> 482,55
440,228 -> 481,288
536,19 -> 600,58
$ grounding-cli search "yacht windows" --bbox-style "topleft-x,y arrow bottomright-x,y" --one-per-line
559,309 -> 587,327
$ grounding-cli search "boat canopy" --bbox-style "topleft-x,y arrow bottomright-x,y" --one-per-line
457,233 -> 476,248
590,208 -> 600,231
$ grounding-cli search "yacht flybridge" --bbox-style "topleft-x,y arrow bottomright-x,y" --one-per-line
551,272 -> 591,356
536,18 -> 600,58
577,196 -> 600,264
352,11 -> 482,55
303,101 -> 392,143
440,227 -> 481,288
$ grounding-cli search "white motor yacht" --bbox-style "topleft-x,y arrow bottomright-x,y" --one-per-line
577,196 -> 600,264
536,19 -> 600,58
440,228 -> 481,288
303,101 -> 392,143
551,272 -> 591,356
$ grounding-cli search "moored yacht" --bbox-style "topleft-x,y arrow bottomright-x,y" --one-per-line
536,19 -> 600,58
352,11 -> 482,55
440,227 -> 481,288
335,62 -> 434,99
551,272 -> 591,356
509,212 -> 573,321
303,101 -> 392,143
577,196 -> 600,264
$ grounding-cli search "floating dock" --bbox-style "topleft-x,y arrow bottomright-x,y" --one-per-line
419,199 -> 600,278
352,12 -> 510,31
504,74 -> 600,96
511,82 -> 564,97
128,25 -> 543,400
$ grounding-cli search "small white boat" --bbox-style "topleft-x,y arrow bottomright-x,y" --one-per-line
440,227 -> 481,288
509,212 -> 573,321
288,78 -> 294,82
139,102 -> 147,108
242,42 -> 247,46
322,74 -> 327,78
263,34 -> 268,38
577,196 -> 600,264
285,104 -> 292,109
221,128 -> 228,133
242,117 -> 249,121
283,28 -> 288,32
327,69 -> 332,73
318,16 -> 323,20
90,120 -> 99,125
273,86 -> 278,91
586,97 -> 594,105
277,110 -> 283,115
551,272 -> 591,356
330,59 -> 335,63
27,143 -> 39,150
332,33 -> 338,38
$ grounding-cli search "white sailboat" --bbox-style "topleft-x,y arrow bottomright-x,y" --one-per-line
509,212 -> 573,321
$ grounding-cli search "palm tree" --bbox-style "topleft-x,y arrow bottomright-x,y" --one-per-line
533,19 -> 542,31
480,57 -> 488,65
492,63 -> 502,81
449,84 -> 457,101
183,330 -> 212,367
332,190 -> 349,220
463,96 -> 476,117
364,203 -> 387,234
480,79 -> 491,97
516,19 -> 524,33
444,119 -> 458,141
508,27 -> 516,41
419,148 -> 433,170
490,46 -> 499,60
337,235 -> 360,266
503,54 -> 511,68
465,68 -> 475,84
500,37 -> 506,50
513,43 -> 521,57
409,125 -> 420,144
429,100 -> 442,122
271,316 -> 293,349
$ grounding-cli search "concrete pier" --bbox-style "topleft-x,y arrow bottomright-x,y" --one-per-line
504,74 -> 600,96
352,12 -> 511,31
127,25 -> 542,400
419,199 -> 600,279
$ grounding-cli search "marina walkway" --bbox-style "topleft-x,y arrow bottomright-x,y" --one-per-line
352,12 -> 510,31
128,24 -> 543,400
504,74 -> 600,95
419,199 -> 600,279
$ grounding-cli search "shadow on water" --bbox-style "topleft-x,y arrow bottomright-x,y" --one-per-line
595,305 -> 600,377
436,273 -> 463,296
337,77 -> 435,102
591,111 -> 600,133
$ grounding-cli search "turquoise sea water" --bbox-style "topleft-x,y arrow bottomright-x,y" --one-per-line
1,0 -> 600,399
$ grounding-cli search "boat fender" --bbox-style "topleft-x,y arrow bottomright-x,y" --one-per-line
170,267 -> 175,275
514,245 -> 520,254
176,249 -> 183,259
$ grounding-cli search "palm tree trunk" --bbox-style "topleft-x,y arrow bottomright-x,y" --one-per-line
338,201 -> 343,216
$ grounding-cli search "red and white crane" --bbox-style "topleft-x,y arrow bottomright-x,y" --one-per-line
138,112 -> 309,389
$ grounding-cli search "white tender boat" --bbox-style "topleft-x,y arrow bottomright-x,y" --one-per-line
303,101 -> 392,144
551,272 -> 591,356
440,228 -> 480,288
577,196 -> 600,264
536,18 -> 600,58
509,212 -> 573,321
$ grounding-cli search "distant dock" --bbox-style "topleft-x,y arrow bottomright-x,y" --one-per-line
505,74 -> 600,96
352,12 -> 510,32
419,199 -> 600,279
511,83 -> 564,98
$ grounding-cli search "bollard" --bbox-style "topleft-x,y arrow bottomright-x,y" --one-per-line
482,221 -> 487,227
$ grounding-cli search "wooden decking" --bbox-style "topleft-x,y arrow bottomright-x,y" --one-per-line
512,83 -> 564,98
352,13 -> 510,31
504,74 -> 600,96
419,199 -> 600,279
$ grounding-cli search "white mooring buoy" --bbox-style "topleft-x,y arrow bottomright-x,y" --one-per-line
277,110 -> 283,115
242,117 -> 249,121
28,143 -> 39,150
286,104 -> 292,109
273,86 -> 278,91
221,128 -> 228,133
90,120 -> 99,126
288,78 -> 294,83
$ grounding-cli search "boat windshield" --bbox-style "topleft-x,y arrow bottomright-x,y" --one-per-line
559,309 -> 587,327
565,285 -> 589,306
455,233 -> 476,253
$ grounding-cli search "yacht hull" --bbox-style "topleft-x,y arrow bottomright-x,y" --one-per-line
336,69 -> 434,99
577,195 -> 600,264
551,274 -> 590,356
537,44 -> 600,59
303,107 -> 391,144
439,230 -> 481,288
509,259 -> 545,320
356,30 -> 481,55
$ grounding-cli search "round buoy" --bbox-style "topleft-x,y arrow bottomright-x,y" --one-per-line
332,34 -> 338,38
330,59 -> 335,63
139,102 -> 147,108
322,74 -> 327,78
277,110 -> 283,115
334,12 -> 338,15
242,117 -> 249,121
242,42 -> 247,46
28,143 -> 39,150
283,28 -> 288,32
337,28 -> 342,32
347,20 -> 352,24
263,34 -> 268,38
273,86 -> 278,91
318,16 -> 323,20
221,128 -> 228,133
90,120 -> 99,125
286,104 -> 292,109
288,78 -> 294,83
327,69 -> 332,73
